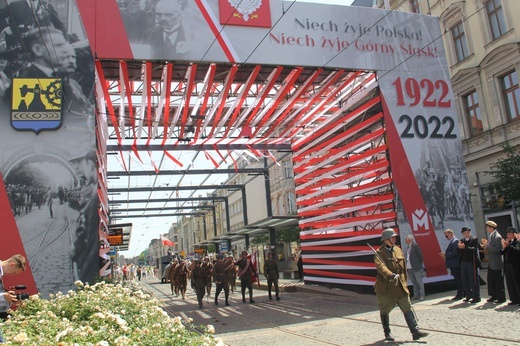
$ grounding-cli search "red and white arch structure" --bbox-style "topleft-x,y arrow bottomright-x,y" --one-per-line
80,0 -> 473,290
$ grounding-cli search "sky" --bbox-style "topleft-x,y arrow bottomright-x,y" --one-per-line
117,0 -> 356,259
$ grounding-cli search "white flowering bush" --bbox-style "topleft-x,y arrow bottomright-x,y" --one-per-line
1,281 -> 223,346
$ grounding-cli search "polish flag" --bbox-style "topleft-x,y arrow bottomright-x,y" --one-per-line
161,235 -> 174,247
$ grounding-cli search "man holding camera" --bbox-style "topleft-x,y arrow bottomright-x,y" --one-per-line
0,254 -> 26,342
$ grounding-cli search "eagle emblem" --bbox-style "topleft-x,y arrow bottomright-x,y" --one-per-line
228,0 -> 262,21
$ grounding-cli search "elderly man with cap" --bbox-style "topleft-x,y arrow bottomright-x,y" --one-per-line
502,227 -> 520,306
374,228 -> 428,342
458,226 -> 481,303
212,255 -> 230,306
480,220 -> 506,304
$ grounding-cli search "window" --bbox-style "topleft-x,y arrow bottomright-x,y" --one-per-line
486,0 -> 506,40
451,22 -> 469,62
282,160 -> 293,178
464,91 -> 482,136
501,71 -> 520,121
286,192 -> 297,215
409,0 -> 420,13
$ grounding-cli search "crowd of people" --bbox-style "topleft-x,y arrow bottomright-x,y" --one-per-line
374,222 -> 520,342
439,221 -> 520,306
116,250 -> 285,309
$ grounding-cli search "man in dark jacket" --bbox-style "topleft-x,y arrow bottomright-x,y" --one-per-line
374,229 -> 428,342
440,229 -> 464,300
213,255 -> 230,306
191,260 -> 208,309
502,227 -> 520,306
458,226 -> 481,303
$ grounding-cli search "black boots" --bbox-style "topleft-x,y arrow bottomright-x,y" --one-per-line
380,314 -> 394,341
404,310 -> 429,341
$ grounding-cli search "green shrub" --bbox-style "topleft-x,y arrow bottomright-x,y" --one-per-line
1,281 -> 222,345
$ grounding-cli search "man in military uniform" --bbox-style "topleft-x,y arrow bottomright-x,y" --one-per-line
374,228 -> 428,342
191,260 -> 208,309
225,255 -> 237,293
263,251 -> 280,301
174,260 -> 188,299
213,255 -> 230,306
201,257 -> 213,297
236,250 -> 257,303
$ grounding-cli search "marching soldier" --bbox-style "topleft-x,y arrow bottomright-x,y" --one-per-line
236,250 -> 257,303
264,251 -> 280,301
191,260 -> 208,309
225,255 -> 237,293
213,255 -> 230,306
201,257 -> 213,297
174,260 -> 189,299
374,228 -> 428,342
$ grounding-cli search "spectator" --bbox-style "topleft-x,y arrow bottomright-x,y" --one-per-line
458,226 -> 481,303
502,227 -> 520,306
404,234 -> 426,300
0,254 -> 27,343
481,220 -> 506,304
439,229 -> 465,300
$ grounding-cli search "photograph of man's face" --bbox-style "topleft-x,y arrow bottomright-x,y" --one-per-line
155,1 -> 183,32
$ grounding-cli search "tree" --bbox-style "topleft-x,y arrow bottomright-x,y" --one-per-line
276,226 -> 300,244
487,143 -> 520,202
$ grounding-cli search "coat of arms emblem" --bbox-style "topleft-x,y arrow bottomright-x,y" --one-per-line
228,0 -> 262,21
10,78 -> 63,134
219,0 -> 272,28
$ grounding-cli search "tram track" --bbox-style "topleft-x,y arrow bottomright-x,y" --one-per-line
144,283 -> 355,346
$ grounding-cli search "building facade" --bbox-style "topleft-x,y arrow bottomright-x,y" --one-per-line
361,0 -> 520,238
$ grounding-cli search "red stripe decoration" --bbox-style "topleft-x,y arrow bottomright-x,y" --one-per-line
164,151 -> 184,167
223,65 -> 261,137
179,64 -> 198,140
161,63 -> 173,145
194,0 -> 237,63
303,259 -> 375,268
300,229 -> 383,240
293,74 -> 397,287
145,62 -> 153,146
251,67 -> 303,136
304,269 -> 376,283
96,61 -> 122,145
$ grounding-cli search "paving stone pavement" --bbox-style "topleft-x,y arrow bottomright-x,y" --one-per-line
141,276 -> 520,345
